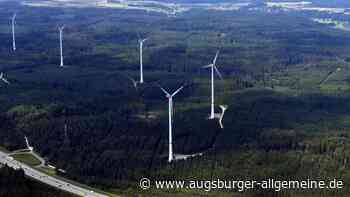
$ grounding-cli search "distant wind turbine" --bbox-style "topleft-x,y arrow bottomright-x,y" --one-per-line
63,123 -> 70,145
11,13 -> 16,51
160,85 -> 183,163
138,38 -> 148,83
218,105 -> 228,129
203,50 -> 223,119
0,72 -> 10,84
58,25 -> 65,67
320,67 -> 342,85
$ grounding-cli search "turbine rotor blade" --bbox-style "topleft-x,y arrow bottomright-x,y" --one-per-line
3,78 -> 10,84
213,50 -> 220,65
202,64 -> 213,68
137,32 -> 141,41
125,75 -> 136,83
171,86 -> 184,97
160,87 -> 171,96
219,105 -> 228,111
214,65 -> 223,79
124,75 -> 138,89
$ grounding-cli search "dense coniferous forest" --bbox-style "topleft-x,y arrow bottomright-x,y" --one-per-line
0,165 -> 76,197
1,1 -> 350,196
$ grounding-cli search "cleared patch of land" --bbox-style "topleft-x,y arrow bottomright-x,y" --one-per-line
12,153 -> 41,166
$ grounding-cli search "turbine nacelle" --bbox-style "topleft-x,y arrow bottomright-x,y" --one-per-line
139,38 -> 148,44
11,13 -> 16,24
202,50 -> 223,79
58,25 -> 65,31
160,86 -> 183,99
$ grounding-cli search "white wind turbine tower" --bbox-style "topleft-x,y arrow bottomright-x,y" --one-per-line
11,13 -> 16,51
203,50 -> 223,119
58,25 -> 65,67
160,86 -> 183,163
24,136 -> 34,152
138,38 -> 148,83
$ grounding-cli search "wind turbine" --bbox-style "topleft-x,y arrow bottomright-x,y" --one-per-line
203,50 -> 223,119
11,13 -> 16,51
64,123 -> 68,139
58,25 -> 65,67
63,123 -> 70,145
24,136 -> 34,152
138,37 -> 148,83
160,86 -> 183,163
125,75 -> 138,90
218,105 -> 228,129
0,72 -> 10,84
320,65 -> 342,85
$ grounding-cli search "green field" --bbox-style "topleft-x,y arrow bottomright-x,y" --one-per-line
12,153 -> 41,166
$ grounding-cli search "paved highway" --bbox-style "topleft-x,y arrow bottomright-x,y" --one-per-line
0,151 -> 110,197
